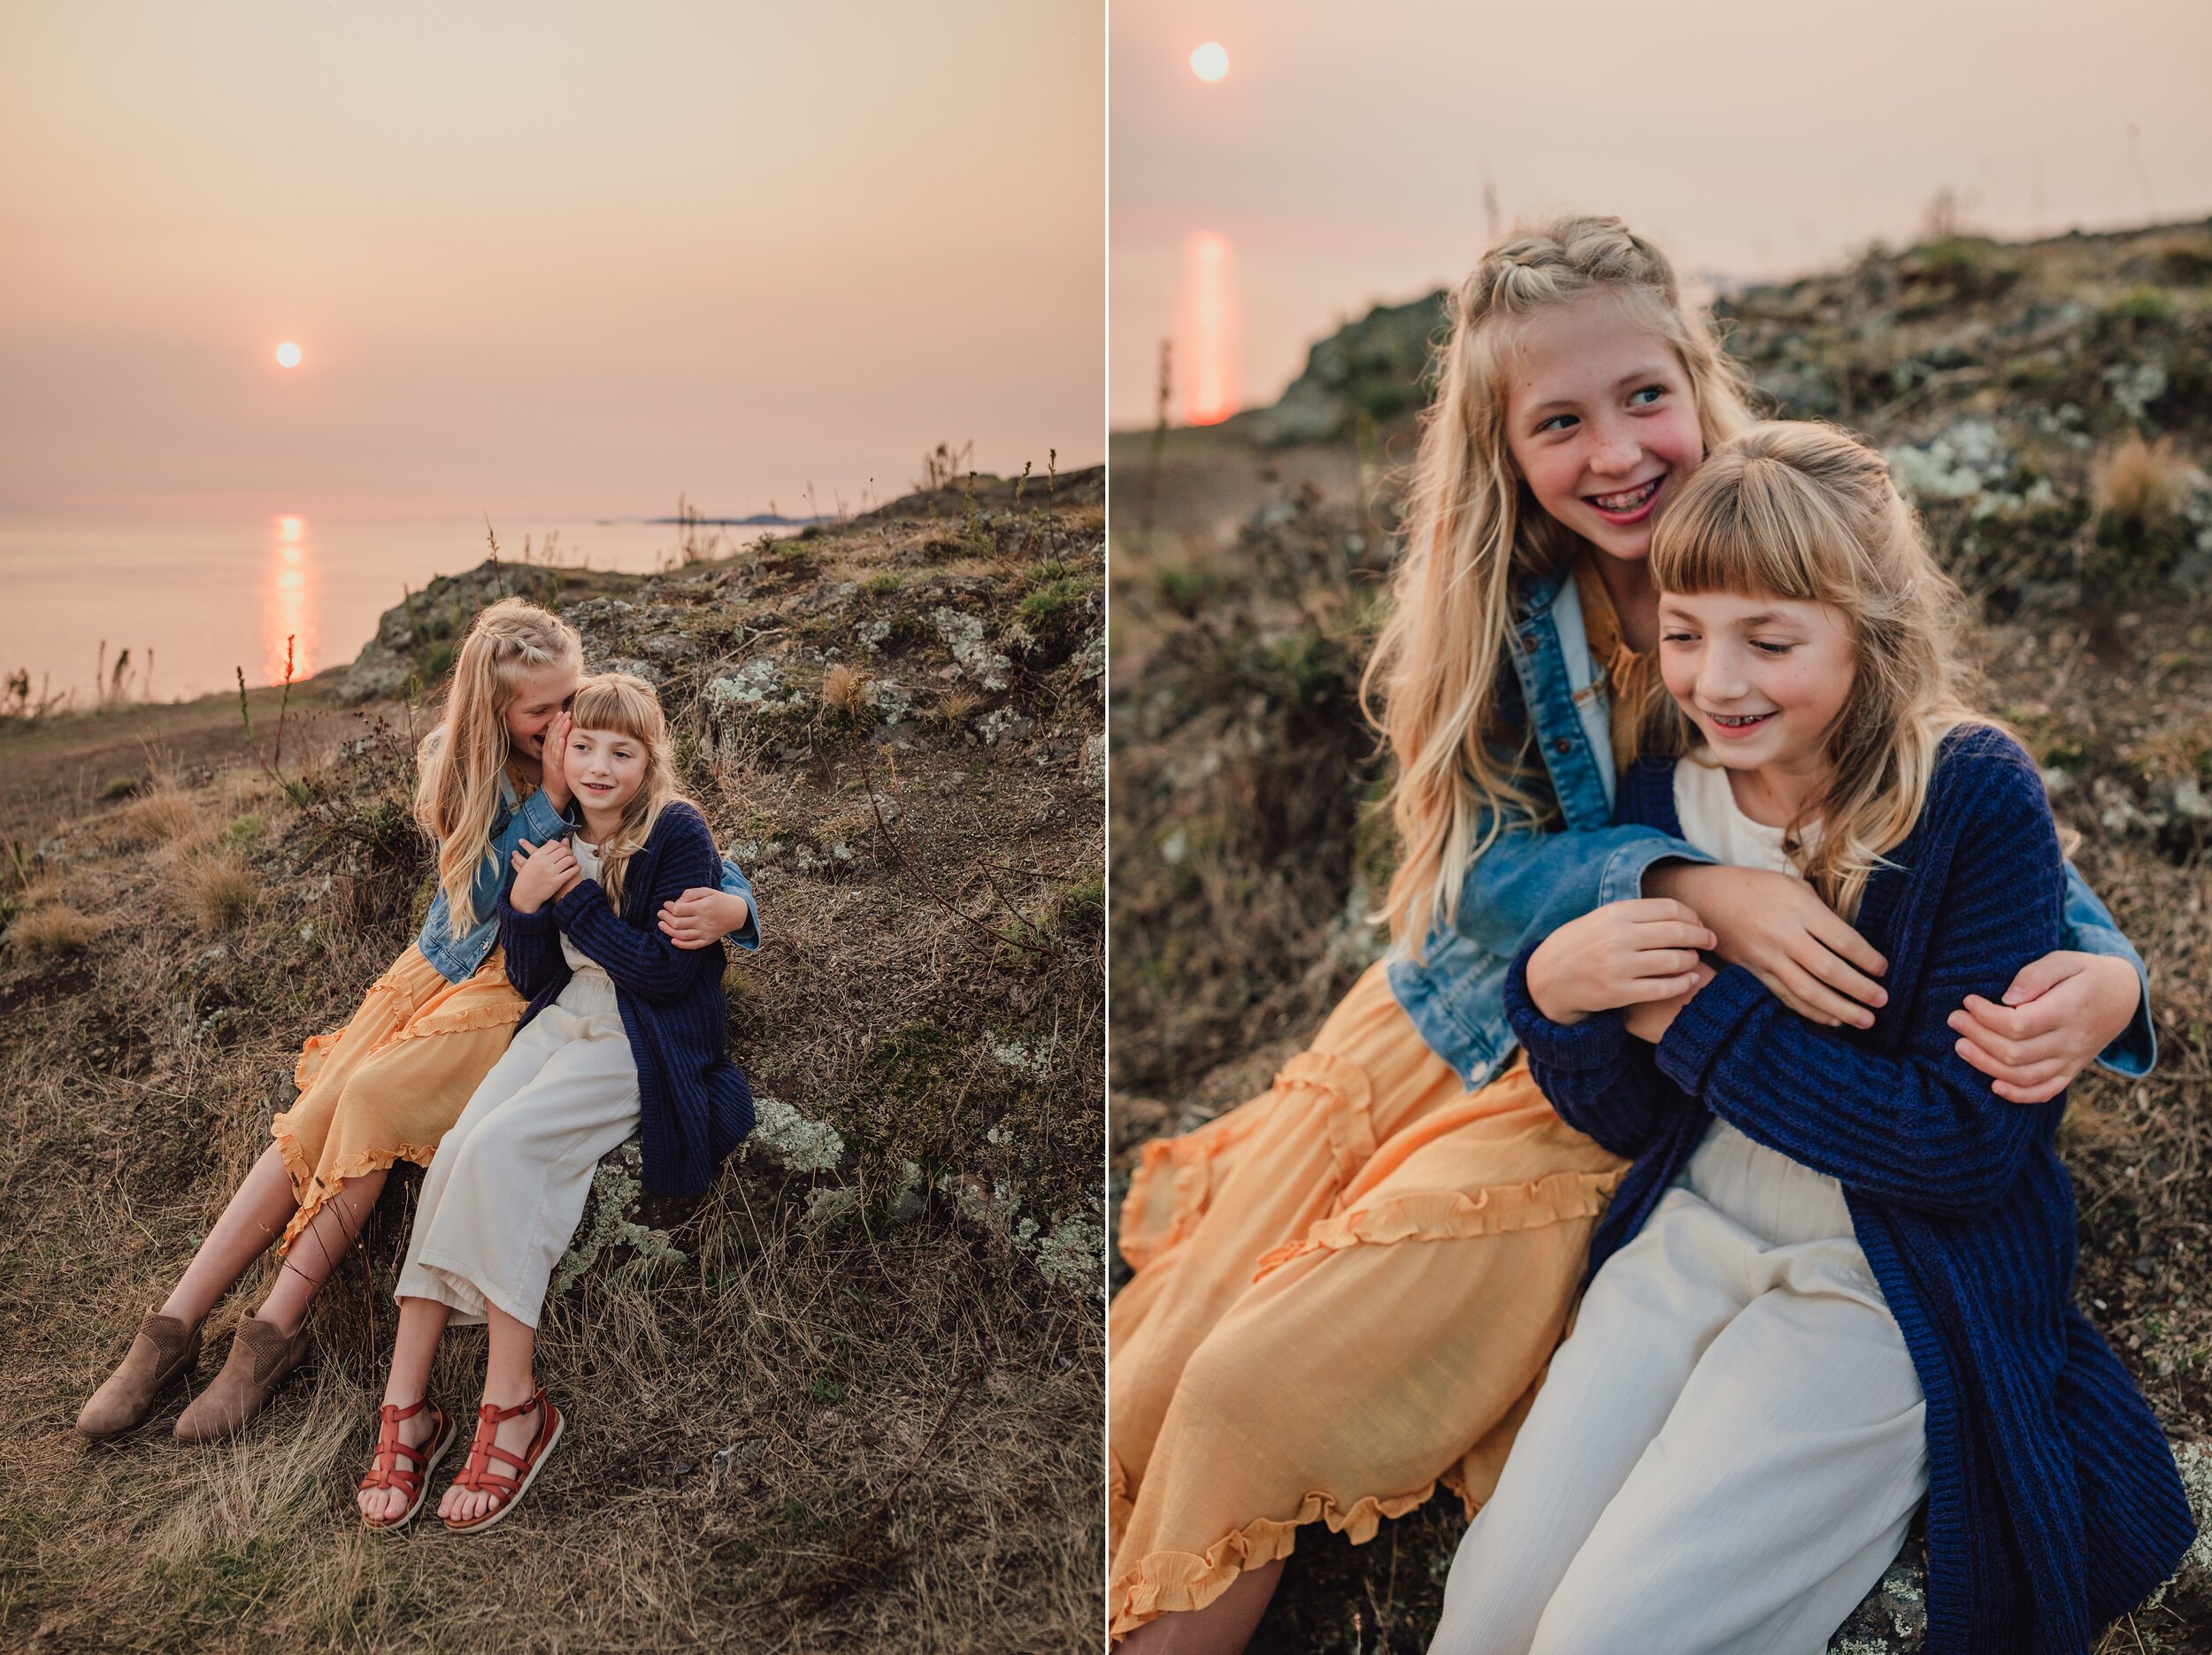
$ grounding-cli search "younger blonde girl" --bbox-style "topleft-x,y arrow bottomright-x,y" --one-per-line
356,672 -> 754,1532
80,600 -> 757,1443
1432,422 -> 2190,1653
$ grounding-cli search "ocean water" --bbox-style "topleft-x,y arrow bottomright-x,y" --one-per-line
0,512 -> 742,706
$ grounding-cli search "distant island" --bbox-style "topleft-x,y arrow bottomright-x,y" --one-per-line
635,511 -> 832,527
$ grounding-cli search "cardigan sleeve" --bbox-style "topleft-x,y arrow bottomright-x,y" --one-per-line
1652,749 -> 2067,1219
1504,944 -> 1695,1158
551,811 -> 720,1007
497,885 -> 566,1000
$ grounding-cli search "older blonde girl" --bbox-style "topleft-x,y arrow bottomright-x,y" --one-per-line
1109,218 -> 2154,1650
80,601 -> 757,1444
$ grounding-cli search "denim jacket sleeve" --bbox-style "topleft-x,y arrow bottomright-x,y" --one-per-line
2059,861 -> 2155,1077
718,855 -> 762,951
1453,811 -> 1717,965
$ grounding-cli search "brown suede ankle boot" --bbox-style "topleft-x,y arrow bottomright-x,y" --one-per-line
78,1306 -> 201,1438
173,1312 -> 310,1442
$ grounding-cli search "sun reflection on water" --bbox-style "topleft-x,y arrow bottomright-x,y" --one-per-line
265,514 -> 317,684
1179,231 -> 1238,425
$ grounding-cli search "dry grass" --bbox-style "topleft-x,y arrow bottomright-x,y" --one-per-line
9,900 -> 98,958
1,469 -> 1107,1653
116,784 -> 200,845
180,848 -> 257,931
2097,434 -> 2194,530
821,663 -> 869,716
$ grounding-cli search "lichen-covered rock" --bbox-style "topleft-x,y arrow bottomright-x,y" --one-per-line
932,608 -> 1011,690
549,1139 -> 684,1299
743,1093 -> 845,1172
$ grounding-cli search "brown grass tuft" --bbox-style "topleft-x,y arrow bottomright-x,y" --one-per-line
116,785 -> 199,845
2094,433 -> 2192,531
181,850 -> 257,931
821,663 -> 869,715
10,902 -> 96,957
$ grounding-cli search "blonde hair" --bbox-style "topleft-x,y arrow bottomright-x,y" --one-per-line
1364,215 -> 1758,954
414,597 -> 583,937
565,672 -> 684,913
1648,420 -> 1986,920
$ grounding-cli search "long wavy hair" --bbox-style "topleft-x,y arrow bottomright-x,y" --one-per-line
415,597 -> 583,938
1363,215 -> 1757,956
1647,421 -> 1986,920
565,671 -> 685,913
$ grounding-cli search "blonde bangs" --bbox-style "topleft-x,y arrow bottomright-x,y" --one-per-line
1647,421 -> 1990,920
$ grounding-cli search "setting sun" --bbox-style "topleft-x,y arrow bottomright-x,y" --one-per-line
1189,42 -> 1228,82
274,341 -> 302,368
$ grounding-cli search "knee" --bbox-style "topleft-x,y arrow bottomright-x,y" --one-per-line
1171,1322 -> 1296,1437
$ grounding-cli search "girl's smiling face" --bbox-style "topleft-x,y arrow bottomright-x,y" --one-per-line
1504,295 -> 1704,563
1657,589 -> 1857,780
565,724 -> 648,822
503,663 -> 580,763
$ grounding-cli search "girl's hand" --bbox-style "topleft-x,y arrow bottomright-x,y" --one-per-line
1948,951 -> 2142,1104
1525,898 -> 1717,1026
658,887 -> 750,949
509,838 -> 580,914
1647,862 -> 1888,1030
537,710 -> 575,812
1624,961 -> 1717,1044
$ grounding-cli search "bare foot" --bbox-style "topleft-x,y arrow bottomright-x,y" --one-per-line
357,1400 -> 438,1526
439,1391 -> 546,1526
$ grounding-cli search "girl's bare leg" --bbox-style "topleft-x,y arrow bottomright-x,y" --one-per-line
357,1294 -> 452,1524
157,1142 -> 301,1328
253,1165 -> 389,1336
439,1304 -> 541,1526
1119,1559 -> 1286,1655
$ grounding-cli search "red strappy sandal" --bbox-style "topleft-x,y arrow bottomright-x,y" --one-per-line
442,1385 -> 565,1535
357,1397 -> 454,1531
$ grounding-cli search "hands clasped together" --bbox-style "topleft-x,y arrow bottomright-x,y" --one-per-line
1524,862 -> 2141,1104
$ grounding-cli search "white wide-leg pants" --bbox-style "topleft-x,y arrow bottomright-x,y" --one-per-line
1429,1123 -> 1927,1655
397,970 -> 641,1329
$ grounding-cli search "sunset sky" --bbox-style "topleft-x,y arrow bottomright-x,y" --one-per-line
1112,0 -> 2212,427
0,3 -> 1102,519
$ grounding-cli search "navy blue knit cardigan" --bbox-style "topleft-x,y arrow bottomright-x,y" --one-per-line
1502,725 -> 2192,1655
497,799 -> 754,1198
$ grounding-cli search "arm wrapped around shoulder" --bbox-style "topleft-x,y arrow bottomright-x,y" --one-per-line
1655,732 -> 2070,1218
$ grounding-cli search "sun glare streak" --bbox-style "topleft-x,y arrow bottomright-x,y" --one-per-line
1189,42 -> 1229,82
1179,232 -> 1238,426
265,515 -> 317,684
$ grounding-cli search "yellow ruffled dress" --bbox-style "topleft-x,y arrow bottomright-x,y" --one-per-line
1108,946 -> 1625,1639
270,944 -> 526,1253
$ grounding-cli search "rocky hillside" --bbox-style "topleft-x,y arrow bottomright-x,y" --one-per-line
1112,222 -> 2212,1651
1,469 -> 1103,1652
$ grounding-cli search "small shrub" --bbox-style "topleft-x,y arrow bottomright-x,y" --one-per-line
2108,286 -> 2174,324
118,787 -> 198,844
865,571 -> 905,594
98,776 -> 138,802
183,852 -> 257,931
821,664 -> 868,716
2096,434 -> 2192,531
12,903 -> 95,958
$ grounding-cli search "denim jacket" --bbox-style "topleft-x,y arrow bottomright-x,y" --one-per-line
417,770 -> 761,983
1386,561 -> 2156,1089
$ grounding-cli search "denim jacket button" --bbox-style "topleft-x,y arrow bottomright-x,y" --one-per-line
1553,736 -> 1573,755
